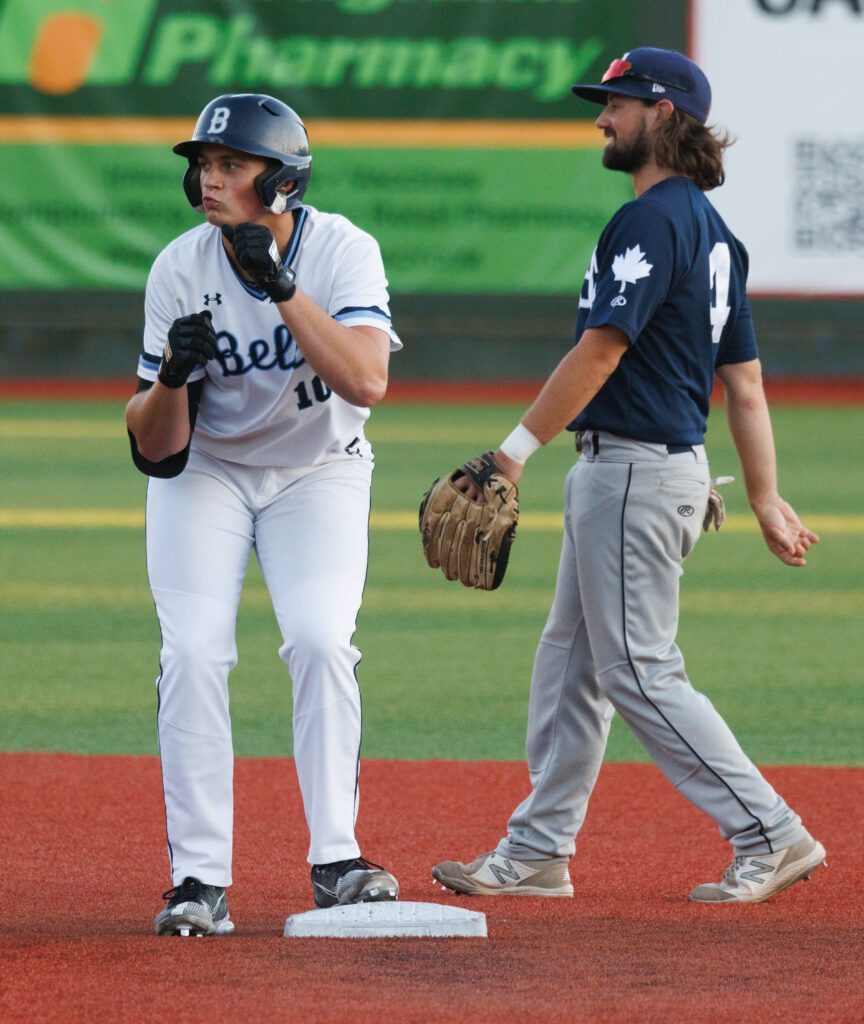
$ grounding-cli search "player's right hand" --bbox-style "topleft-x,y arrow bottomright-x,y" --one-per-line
158,311 -> 218,389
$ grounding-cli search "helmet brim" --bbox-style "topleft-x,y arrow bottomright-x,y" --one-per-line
172,140 -> 201,158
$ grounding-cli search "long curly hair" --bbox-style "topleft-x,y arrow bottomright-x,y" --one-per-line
651,107 -> 733,191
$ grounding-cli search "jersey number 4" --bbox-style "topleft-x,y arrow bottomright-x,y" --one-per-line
709,243 -> 731,345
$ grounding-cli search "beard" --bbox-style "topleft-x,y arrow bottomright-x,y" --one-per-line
602,124 -> 652,173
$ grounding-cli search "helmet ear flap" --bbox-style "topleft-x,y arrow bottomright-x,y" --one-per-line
183,163 -> 204,211
255,163 -> 297,214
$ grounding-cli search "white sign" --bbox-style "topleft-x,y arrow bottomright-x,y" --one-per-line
692,0 -> 863,296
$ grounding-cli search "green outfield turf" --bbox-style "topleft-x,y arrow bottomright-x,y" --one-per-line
0,399 -> 860,764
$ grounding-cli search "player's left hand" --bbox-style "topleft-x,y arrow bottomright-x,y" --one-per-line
419,451 -> 520,590
702,475 -> 735,532
221,223 -> 296,302
753,496 -> 820,567
452,448 -> 525,503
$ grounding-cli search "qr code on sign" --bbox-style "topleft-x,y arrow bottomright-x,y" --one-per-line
792,139 -> 864,252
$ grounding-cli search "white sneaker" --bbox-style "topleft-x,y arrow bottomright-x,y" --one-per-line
689,835 -> 827,904
432,851 -> 573,897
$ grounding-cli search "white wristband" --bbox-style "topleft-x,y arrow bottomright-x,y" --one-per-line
499,423 -> 542,465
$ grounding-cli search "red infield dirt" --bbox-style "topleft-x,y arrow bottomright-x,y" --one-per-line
0,755 -> 861,1024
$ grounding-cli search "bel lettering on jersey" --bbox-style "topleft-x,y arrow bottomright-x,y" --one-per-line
214,325 -> 306,376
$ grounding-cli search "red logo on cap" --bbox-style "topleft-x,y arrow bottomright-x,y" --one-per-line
602,59 -> 632,83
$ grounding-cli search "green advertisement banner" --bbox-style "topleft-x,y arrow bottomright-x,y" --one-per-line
1,0 -> 683,292
0,0 -> 683,118
0,144 -> 631,291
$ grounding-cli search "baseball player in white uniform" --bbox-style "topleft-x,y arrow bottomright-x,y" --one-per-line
125,93 -> 401,936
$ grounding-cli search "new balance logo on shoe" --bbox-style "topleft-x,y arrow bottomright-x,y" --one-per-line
489,859 -> 522,885
432,851 -> 574,897
689,836 -> 827,904
739,859 -> 774,884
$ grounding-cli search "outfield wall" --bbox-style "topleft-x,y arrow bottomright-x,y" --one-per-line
1,292 -> 862,384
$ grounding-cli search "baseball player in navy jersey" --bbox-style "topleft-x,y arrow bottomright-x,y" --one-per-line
125,93 -> 401,935
433,49 -> 827,904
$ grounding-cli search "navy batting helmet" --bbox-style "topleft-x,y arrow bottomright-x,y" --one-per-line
173,94 -> 312,214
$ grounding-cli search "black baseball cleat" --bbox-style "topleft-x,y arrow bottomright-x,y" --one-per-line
311,857 -> 400,909
153,876 -> 235,936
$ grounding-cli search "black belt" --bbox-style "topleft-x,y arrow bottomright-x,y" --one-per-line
577,432 -> 694,455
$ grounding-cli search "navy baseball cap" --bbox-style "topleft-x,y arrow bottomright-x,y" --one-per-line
571,48 -> 711,125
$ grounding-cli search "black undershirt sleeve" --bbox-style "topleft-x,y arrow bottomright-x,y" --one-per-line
127,378 -> 204,479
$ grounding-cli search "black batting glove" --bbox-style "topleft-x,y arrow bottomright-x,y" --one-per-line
158,311 -> 218,389
221,223 -> 297,302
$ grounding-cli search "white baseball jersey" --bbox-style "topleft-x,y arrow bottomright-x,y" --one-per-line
137,205 -> 401,468
139,203 -> 400,882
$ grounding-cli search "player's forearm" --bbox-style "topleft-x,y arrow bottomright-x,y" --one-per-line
125,385 -> 192,462
717,360 -> 780,511
521,326 -> 629,443
276,290 -> 389,407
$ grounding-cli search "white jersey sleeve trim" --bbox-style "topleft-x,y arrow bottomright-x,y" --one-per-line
334,306 -> 403,351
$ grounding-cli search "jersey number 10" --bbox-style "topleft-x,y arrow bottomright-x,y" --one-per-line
709,243 -> 731,345
295,375 -> 333,410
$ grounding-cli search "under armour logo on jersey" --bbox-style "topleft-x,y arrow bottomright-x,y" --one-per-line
612,245 -> 653,293
207,107 -> 231,134
203,293 -> 222,306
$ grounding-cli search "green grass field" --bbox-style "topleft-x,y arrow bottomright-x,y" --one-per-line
0,399 -> 860,764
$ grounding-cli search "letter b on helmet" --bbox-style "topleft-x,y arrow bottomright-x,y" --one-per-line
206,106 -> 232,136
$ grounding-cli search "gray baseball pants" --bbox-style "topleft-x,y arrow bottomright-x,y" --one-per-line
498,432 -> 806,861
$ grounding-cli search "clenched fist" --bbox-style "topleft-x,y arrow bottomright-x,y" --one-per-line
221,223 -> 297,302
158,311 -> 218,389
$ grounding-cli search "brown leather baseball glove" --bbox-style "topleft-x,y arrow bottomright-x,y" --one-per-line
419,451 -> 519,590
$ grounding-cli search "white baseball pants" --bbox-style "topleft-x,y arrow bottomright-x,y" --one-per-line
146,449 -> 372,886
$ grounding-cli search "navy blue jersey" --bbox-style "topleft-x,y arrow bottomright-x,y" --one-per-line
572,176 -> 758,445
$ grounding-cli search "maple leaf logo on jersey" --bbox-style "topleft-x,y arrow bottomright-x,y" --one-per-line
612,245 -> 653,293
